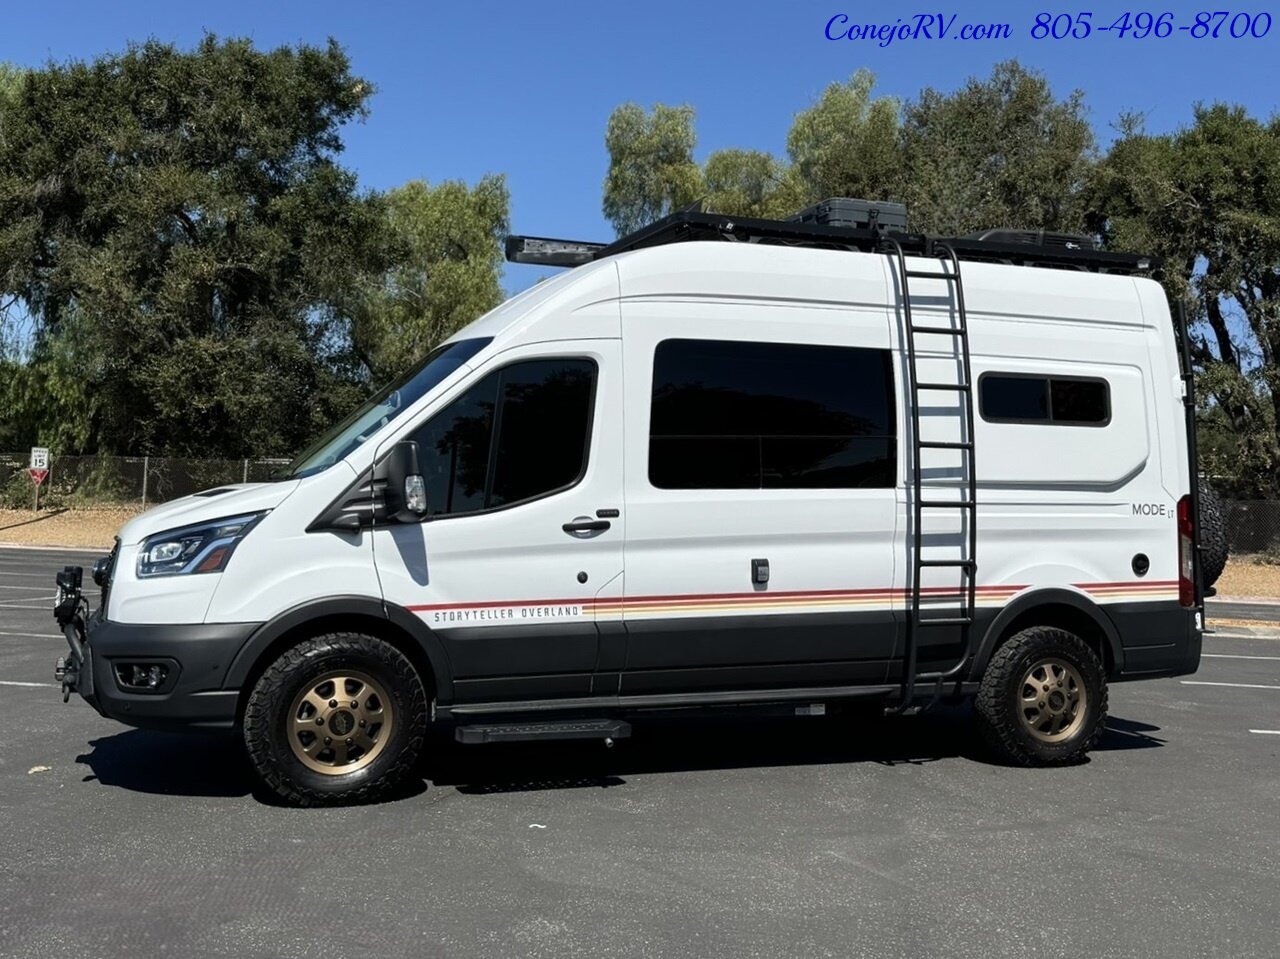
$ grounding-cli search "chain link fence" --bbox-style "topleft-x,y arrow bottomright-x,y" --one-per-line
0,453 -> 290,509
1222,500 -> 1280,556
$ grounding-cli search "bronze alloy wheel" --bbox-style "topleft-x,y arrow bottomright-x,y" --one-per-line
287,670 -> 394,775
1018,657 -> 1087,744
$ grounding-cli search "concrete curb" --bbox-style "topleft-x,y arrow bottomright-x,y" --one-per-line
1207,624 -> 1280,640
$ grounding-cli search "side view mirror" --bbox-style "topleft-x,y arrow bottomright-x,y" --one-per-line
381,440 -> 428,522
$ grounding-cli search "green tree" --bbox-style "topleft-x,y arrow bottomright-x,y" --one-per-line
602,103 -> 703,236
601,63 -> 1091,237
0,35 -> 389,457
350,175 -> 509,381
702,149 -> 797,219
1088,106 -> 1280,495
901,61 -> 1095,234
785,69 -> 902,206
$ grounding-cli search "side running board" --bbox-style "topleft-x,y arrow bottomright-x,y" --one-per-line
455,718 -> 631,745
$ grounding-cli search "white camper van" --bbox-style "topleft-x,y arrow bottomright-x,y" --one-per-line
52,201 -> 1203,805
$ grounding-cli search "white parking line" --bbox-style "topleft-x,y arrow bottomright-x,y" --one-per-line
1182,681 -> 1280,690
1249,729 -> 1280,735
0,630 -> 58,639
0,680 -> 55,688
1202,653 -> 1280,661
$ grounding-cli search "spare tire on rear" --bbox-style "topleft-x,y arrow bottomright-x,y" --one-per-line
1199,481 -> 1228,589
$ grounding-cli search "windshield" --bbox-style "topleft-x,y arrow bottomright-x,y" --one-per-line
280,337 -> 492,479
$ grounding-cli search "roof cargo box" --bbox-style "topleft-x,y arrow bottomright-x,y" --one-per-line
788,197 -> 908,232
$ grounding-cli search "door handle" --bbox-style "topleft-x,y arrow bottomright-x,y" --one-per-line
563,519 -> 611,534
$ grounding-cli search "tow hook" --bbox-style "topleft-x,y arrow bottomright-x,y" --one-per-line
54,655 -> 78,703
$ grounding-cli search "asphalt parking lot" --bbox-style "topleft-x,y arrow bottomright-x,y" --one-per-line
1,546 -> 1278,959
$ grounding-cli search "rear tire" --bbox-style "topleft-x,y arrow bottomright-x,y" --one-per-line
1199,482 -> 1228,589
976,626 -> 1106,766
243,632 -> 428,806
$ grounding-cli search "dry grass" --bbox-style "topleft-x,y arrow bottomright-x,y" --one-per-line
0,508 -> 141,549
1207,618 -> 1280,630
1213,559 -> 1280,600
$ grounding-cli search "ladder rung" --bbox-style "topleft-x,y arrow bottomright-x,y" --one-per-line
919,440 -> 973,450
918,560 -> 976,568
919,499 -> 976,508
916,617 -> 973,627
905,270 -> 957,280
915,382 -> 971,391
911,325 -> 966,336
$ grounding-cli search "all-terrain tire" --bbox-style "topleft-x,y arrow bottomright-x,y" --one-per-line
1199,482 -> 1229,589
975,626 -> 1107,766
243,632 -> 428,806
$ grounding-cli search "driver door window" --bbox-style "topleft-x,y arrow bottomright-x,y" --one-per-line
409,358 -> 596,518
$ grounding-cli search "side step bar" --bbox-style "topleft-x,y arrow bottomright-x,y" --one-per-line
455,718 -> 632,745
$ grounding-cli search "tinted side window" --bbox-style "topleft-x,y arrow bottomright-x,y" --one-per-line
649,339 -> 895,490
1050,378 -> 1109,424
489,361 -> 595,507
414,373 -> 498,516
410,358 -> 595,517
980,374 -> 1109,426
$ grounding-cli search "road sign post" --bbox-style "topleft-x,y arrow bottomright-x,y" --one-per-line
29,447 -> 50,512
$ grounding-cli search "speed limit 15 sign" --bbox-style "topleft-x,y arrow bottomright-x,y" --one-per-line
30,447 -> 49,470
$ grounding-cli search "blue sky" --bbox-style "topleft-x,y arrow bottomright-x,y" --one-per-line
4,1 -> 1278,292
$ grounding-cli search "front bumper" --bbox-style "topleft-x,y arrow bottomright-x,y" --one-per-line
67,611 -> 259,731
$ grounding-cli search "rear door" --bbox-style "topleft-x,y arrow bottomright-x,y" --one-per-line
372,340 -> 624,704
618,300 -> 900,695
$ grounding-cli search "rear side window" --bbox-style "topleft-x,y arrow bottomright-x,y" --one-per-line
409,358 -> 595,517
649,339 -> 896,489
980,374 -> 1110,426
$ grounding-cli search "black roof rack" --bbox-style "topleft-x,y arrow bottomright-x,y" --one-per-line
507,209 -> 1159,276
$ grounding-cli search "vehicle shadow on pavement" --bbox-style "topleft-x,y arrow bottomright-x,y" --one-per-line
428,708 -> 1166,796
74,729 -> 430,805
71,710 -> 1164,803
77,730 -> 256,798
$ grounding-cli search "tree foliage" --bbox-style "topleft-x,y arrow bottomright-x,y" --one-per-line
0,36 -> 509,460
602,103 -> 703,235
0,36 -> 393,456
786,69 -> 902,208
1088,105 -> 1280,494
601,62 -> 1094,238
350,175 -> 509,382
902,61 -> 1094,234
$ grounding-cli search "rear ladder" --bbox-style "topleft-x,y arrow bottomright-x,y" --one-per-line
883,240 -> 978,713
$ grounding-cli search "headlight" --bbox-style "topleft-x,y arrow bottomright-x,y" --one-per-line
136,512 -> 266,579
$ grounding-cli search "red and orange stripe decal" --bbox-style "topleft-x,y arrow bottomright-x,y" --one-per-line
407,579 -> 1178,619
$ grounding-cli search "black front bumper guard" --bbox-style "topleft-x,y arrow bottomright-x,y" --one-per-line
53,565 -> 92,703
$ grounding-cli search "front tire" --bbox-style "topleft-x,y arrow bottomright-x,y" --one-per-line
243,632 -> 428,806
976,626 -> 1106,766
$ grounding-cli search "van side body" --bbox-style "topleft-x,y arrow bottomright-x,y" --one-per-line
80,240 -> 1199,734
